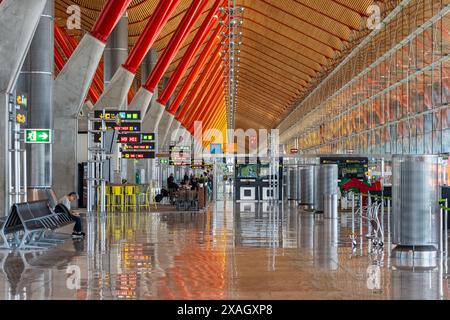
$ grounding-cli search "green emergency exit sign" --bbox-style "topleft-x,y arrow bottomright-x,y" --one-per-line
25,129 -> 52,144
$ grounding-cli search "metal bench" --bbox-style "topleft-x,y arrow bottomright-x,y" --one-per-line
0,200 -> 75,250
0,208 -> 24,249
33,202 -> 74,245
16,201 -> 75,249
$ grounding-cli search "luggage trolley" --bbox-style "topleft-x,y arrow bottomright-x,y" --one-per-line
350,193 -> 384,255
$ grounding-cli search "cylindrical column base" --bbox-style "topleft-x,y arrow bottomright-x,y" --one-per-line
391,245 -> 438,268
391,264 -> 441,300
324,193 -> 338,219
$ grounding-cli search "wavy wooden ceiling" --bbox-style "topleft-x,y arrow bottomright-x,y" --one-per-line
55,0 -> 397,130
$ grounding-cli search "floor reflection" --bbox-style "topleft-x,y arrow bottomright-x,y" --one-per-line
0,201 -> 448,300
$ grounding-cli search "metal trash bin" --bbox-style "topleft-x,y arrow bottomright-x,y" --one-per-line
283,167 -> 289,201
315,164 -> 338,213
324,193 -> 338,219
391,265 -> 440,299
391,155 -> 441,265
299,165 -> 316,211
289,166 -> 299,201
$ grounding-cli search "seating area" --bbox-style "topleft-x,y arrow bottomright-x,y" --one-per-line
0,200 -> 74,250
98,184 -> 158,213
175,190 -> 199,211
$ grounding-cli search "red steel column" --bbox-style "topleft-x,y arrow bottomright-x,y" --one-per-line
201,98 -> 225,134
158,0 -> 222,107
143,0 -> 209,94
90,0 -> 133,43
209,111 -> 226,133
206,89 -> 226,126
168,25 -> 224,115
208,113 -> 224,132
189,78 -> 224,132
54,25 -> 72,58
203,89 -> 225,127
123,0 -> 180,74
194,65 -> 224,111
176,51 -> 221,123
202,92 -> 225,131
184,62 -> 223,127
168,24 -> 224,114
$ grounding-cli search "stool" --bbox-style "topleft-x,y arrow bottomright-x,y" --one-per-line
138,185 -> 150,212
97,185 -> 111,212
105,185 -> 111,212
188,190 -> 198,211
176,190 -> 188,211
124,185 -> 137,212
111,186 -> 124,213
149,187 -> 158,209
169,188 -> 177,205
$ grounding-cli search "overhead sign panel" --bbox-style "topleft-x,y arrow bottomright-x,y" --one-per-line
118,133 -> 156,144
121,152 -> 155,159
94,110 -> 141,121
141,133 -> 155,142
118,133 -> 141,144
122,143 -> 156,151
169,145 -> 191,166
94,125 -> 144,143
93,121 -> 141,132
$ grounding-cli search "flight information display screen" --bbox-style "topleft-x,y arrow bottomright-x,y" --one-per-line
236,164 -> 258,178
169,145 -> 191,166
320,157 -> 368,180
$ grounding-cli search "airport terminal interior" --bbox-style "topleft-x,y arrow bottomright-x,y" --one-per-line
1,0 -> 450,300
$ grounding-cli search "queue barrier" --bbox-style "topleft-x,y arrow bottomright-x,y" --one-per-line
348,192 -> 385,254
439,198 -> 449,256
348,190 -> 449,257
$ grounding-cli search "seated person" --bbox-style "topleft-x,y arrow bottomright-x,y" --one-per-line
167,173 -> 179,191
58,192 -> 85,239
181,183 -> 190,190
190,178 -> 199,191
161,187 -> 169,198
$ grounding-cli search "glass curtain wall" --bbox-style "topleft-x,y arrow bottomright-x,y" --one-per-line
280,0 -> 450,155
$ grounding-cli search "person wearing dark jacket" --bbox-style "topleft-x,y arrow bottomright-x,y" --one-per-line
190,178 -> 199,191
167,173 -> 178,191
58,192 -> 85,239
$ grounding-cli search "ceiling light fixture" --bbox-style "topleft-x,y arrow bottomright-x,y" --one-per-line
219,1 -> 244,130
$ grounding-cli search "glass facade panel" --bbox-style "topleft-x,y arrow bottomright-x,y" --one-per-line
282,2 -> 450,155
443,129 -> 450,152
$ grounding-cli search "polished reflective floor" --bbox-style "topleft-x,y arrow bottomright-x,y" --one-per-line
0,201 -> 449,300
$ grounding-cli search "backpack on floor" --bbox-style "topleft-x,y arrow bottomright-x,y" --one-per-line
155,194 -> 163,203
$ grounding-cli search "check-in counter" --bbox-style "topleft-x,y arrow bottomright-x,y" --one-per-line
260,177 -> 279,201
234,157 -> 283,202
236,178 -> 258,201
